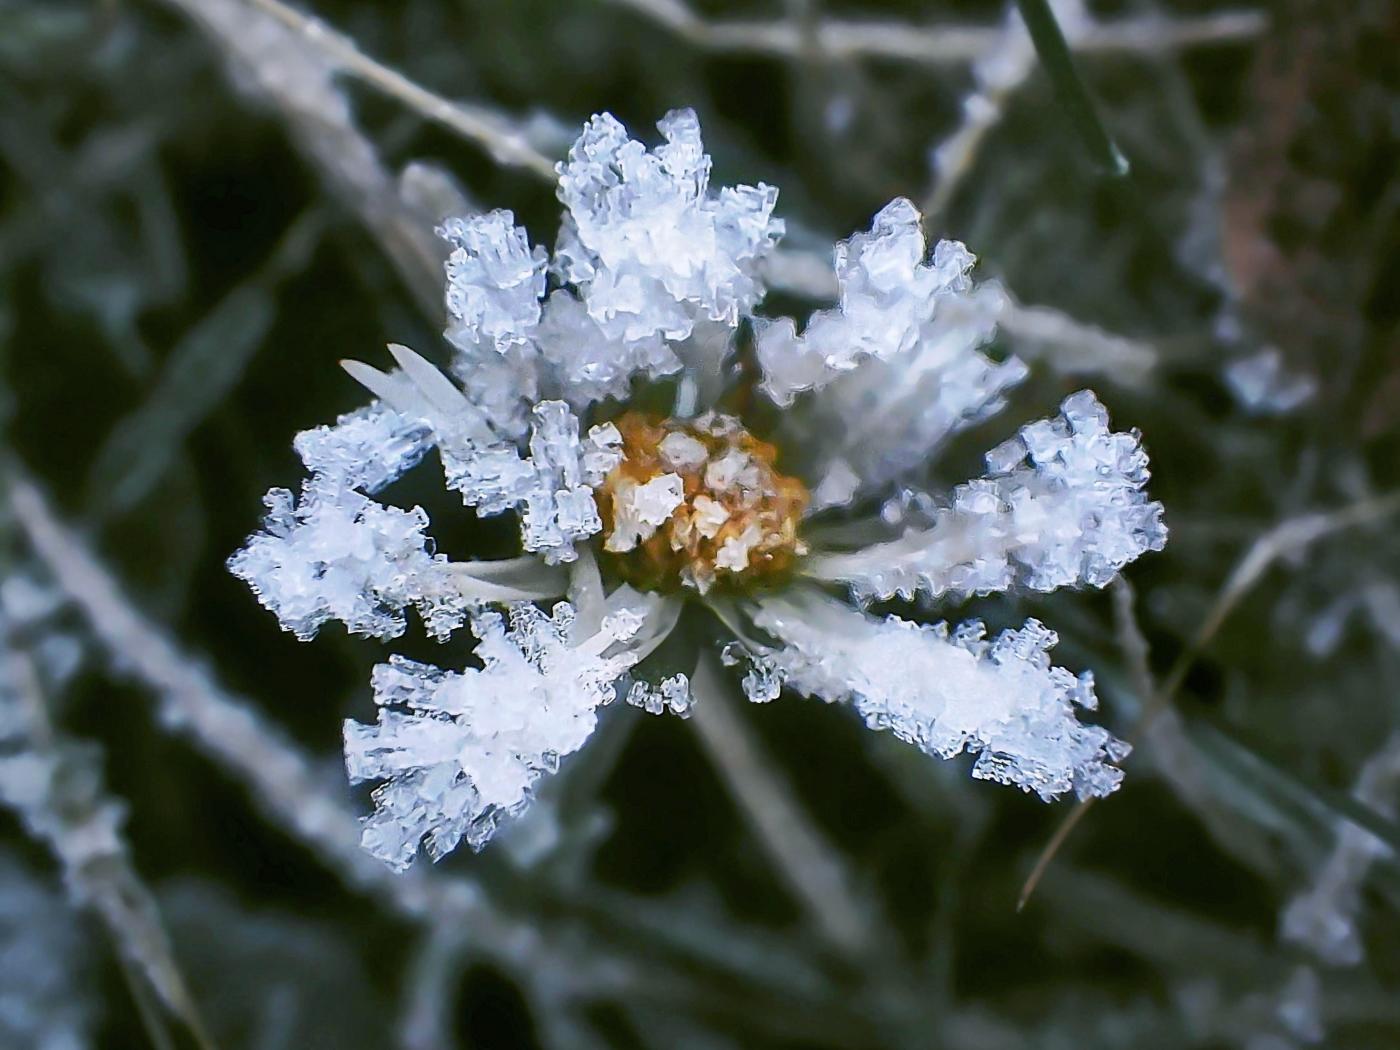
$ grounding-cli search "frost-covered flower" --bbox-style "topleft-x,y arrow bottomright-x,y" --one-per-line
231,110 -> 1166,871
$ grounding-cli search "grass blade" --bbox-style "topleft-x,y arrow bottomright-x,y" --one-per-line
1013,0 -> 1130,175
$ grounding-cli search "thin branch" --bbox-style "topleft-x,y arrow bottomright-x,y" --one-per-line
239,0 -> 557,181
397,926 -> 470,1050
1019,491 -> 1400,909
997,296 -> 1159,383
6,469 -> 514,933
0,647 -> 218,1050
1283,732 -> 1400,964
165,0 -> 471,313
1111,576 -> 1156,706
688,651 -> 879,957
606,0 -> 1266,66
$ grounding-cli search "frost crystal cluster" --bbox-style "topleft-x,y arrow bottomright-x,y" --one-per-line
230,109 -> 1166,870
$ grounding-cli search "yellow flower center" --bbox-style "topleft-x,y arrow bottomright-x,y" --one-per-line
594,411 -> 809,593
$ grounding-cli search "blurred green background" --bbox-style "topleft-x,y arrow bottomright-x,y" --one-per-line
2,0 -> 1399,1047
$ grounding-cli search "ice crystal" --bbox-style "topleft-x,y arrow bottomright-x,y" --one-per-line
808,391 -> 1166,602
229,403 -> 470,641
343,601 -> 646,870
750,593 -> 1128,800
625,673 -> 694,717
442,400 -> 623,564
232,109 -> 1165,870
555,108 -> 783,341
754,198 -> 1001,406
440,210 -> 547,355
1225,348 -> 1317,416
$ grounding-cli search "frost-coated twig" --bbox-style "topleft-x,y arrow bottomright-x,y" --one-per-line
239,0 -> 558,180
6,471 -> 506,929
999,294 -> 1158,382
689,651 -> 878,957
1159,491 -> 1400,712
1111,576 -> 1155,710
1283,733 -> 1400,965
606,0 -> 1265,66
0,647 -> 217,1050
165,0 -> 462,313
1111,576 -> 1277,877
397,926 -> 470,1050
1020,490 -> 1400,908
920,5 -> 1041,220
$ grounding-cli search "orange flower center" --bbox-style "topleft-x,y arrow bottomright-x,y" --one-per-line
594,411 -> 809,593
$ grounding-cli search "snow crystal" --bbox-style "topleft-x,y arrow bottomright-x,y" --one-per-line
750,592 -> 1127,800
755,198 -> 994,405
343,602 -> 644,870
808,391 -> 1166,602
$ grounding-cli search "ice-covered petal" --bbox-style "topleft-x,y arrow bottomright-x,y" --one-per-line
799,281 -> 1018,501
556,109 -> 783,345
756,199 -> 1005,413
439,210 -> 548,354
342,343 -> 501,453
749,591 -> 1127,801
442,400 -> 622,565
806,391 -> 1166,601
534,289 -> 681,407
227,485 -> 471,642
292,401 -> 432,496
343,600 -> 657,870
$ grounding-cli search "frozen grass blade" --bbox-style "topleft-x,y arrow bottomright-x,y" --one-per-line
1021,491 -> 1400,908
1013,0 -> 1129,176
1187,718 -> 1400,863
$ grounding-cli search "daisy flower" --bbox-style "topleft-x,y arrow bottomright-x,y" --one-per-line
230,109 -> 1166,872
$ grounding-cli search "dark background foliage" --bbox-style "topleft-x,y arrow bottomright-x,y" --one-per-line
2,0 -> 1398,1047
